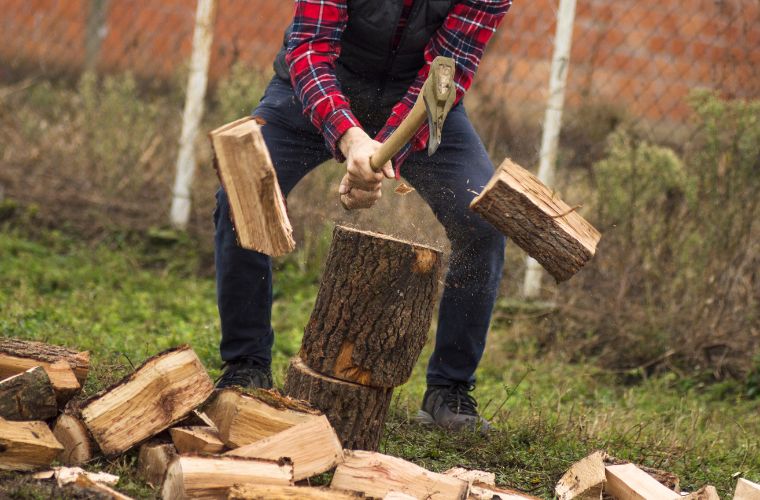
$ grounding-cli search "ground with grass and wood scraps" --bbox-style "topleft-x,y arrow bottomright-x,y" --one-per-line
0,227 -> 758,499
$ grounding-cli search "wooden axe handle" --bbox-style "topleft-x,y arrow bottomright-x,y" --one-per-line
368,93 -> 427,172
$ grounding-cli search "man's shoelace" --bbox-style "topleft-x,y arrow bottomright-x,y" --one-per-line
444,383 -> 478,416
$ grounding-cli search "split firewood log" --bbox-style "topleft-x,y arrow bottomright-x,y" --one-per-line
226,414 -> 343,481
470,158 -> 601,282
204,388 -> 320,448
161,455 -> 293,500
734,478 -> 760,500
604,464 -> 680,500
170,426 -> 225,454
0,417 -> 63,471
331,450 -> 468,500
138,441 -> 177,488
555,451 -> 607,500
228,484 -> 362,500
79,345 -> 214,455
52,412 -> 98,465
299,225 -> 441,388
0,366 -> 57,420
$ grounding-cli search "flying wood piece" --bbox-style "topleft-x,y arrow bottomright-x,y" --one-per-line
0,417 -> 64,471
228,484 -> 362,500
226,414 -> 343,481
283,357 -> 394,451
0,338 -> 89,404
204,388 -> 320,448
734,478 -> 760,500
138,441 -> 177,488
331,450 -> 468,500
0,366 -> 57,420
470,158 -> 601,283
161,455 -> 294,500
210,117 -> 295,256
170,426 -> 225,454
79,345 -> 214,455
555,451 -> 607,500
604,464 -> 680,500
299,225 -> 442,388
52,412 -> 98,465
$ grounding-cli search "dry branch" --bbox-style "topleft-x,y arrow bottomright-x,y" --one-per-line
300,225 -> 441,388
331,450 -> 468,500
79,345 -> 214,455
226,414 -> 343,481
470,158 -> 601,282
210,117 -> 295,256
284,357 -> 393,451
0,366 -> 57,420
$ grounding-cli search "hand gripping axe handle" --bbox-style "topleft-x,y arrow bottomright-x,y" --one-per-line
341,56 -> 456,210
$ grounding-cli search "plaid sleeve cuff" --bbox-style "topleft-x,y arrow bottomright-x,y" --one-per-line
322,107 -> 362,162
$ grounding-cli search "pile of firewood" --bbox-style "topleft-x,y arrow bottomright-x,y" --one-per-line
3,338 -> 758,500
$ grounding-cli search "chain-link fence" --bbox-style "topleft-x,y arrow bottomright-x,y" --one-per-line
2,0 -> 758,137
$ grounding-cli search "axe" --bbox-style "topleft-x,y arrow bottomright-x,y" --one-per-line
341,56 -> 456,210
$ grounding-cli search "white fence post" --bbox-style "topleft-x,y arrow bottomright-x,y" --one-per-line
170,0 -> 217,230
522,0 -> 577,298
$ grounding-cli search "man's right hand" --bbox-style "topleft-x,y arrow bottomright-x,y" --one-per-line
338,127 -> 394,210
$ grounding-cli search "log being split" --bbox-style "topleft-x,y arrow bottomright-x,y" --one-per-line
226,414 -> 343,481
0,366 -> 57,420
79,345 -> 214,455
0,338 -> 89,404
300,225 -> 442,388
204,388 -> 320,448
161,455 -> 293,500
331,450 -> 468,500
210,117 -> 295,256
470,158 -> 601,282
0,417 -> 63,471
284,357 -> 393,451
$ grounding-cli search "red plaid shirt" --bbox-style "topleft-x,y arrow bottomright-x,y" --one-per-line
285,0 -> 511,174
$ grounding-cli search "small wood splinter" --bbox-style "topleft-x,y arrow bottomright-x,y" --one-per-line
394,182 -> 415,196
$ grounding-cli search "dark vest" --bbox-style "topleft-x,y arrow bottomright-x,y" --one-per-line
274,0 -> 458,129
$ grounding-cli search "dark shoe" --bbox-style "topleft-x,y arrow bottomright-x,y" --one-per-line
416,382 -> 491,433
215,358 -> 273,389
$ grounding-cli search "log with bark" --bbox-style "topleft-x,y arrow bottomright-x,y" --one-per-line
284,357 -> 393,451
79,345 -> 214,455
138,441 -> 177,488
470,158 -> 601,282
161,455 -> 294,500
170,426 -> 225,454
299,225 -> 441,388
0,417 -> 64,471
226,414 -> 343,481
0,366 -> 58,420
52,412 -> 98,465
210,117 -> 295,256
204,388 -> 320,448
331,450 -> 468,500
228,484 -> 362,500
0,338 -> 89,404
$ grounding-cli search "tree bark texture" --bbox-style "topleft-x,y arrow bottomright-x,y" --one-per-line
300,225 -> 442,388
0,367 -> 58,421
284,357 -> 393,451
470,158 -> 601,283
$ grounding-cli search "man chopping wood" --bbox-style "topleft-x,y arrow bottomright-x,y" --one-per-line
214,0 -> 512,432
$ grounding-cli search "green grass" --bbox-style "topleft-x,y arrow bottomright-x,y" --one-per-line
0,228 -> 758,499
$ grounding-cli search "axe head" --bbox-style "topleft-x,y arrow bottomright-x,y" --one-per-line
423,56 -> 457,156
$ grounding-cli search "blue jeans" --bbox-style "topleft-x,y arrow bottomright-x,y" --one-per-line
214,77 -> 505,386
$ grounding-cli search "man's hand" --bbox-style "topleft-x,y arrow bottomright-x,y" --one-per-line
338,127 -> 394,210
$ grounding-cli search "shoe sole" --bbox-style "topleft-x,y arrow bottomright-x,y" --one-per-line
415,410 -> 436,426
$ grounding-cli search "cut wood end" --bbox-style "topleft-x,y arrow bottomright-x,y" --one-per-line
555,450 -> 607,500
334,225 -> 442,256
682,485 -> 720,500
412,247 -> 439,274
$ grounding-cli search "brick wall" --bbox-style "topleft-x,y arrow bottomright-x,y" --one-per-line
1,0 -> 758,126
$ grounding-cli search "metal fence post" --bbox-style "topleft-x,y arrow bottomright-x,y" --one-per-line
522,0 -> 577,299
170,0 -> 217,230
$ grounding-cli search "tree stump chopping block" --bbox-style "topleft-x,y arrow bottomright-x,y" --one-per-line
284,357 -> 393,451
470,158 -> 601,282
300,225 -> 442,388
